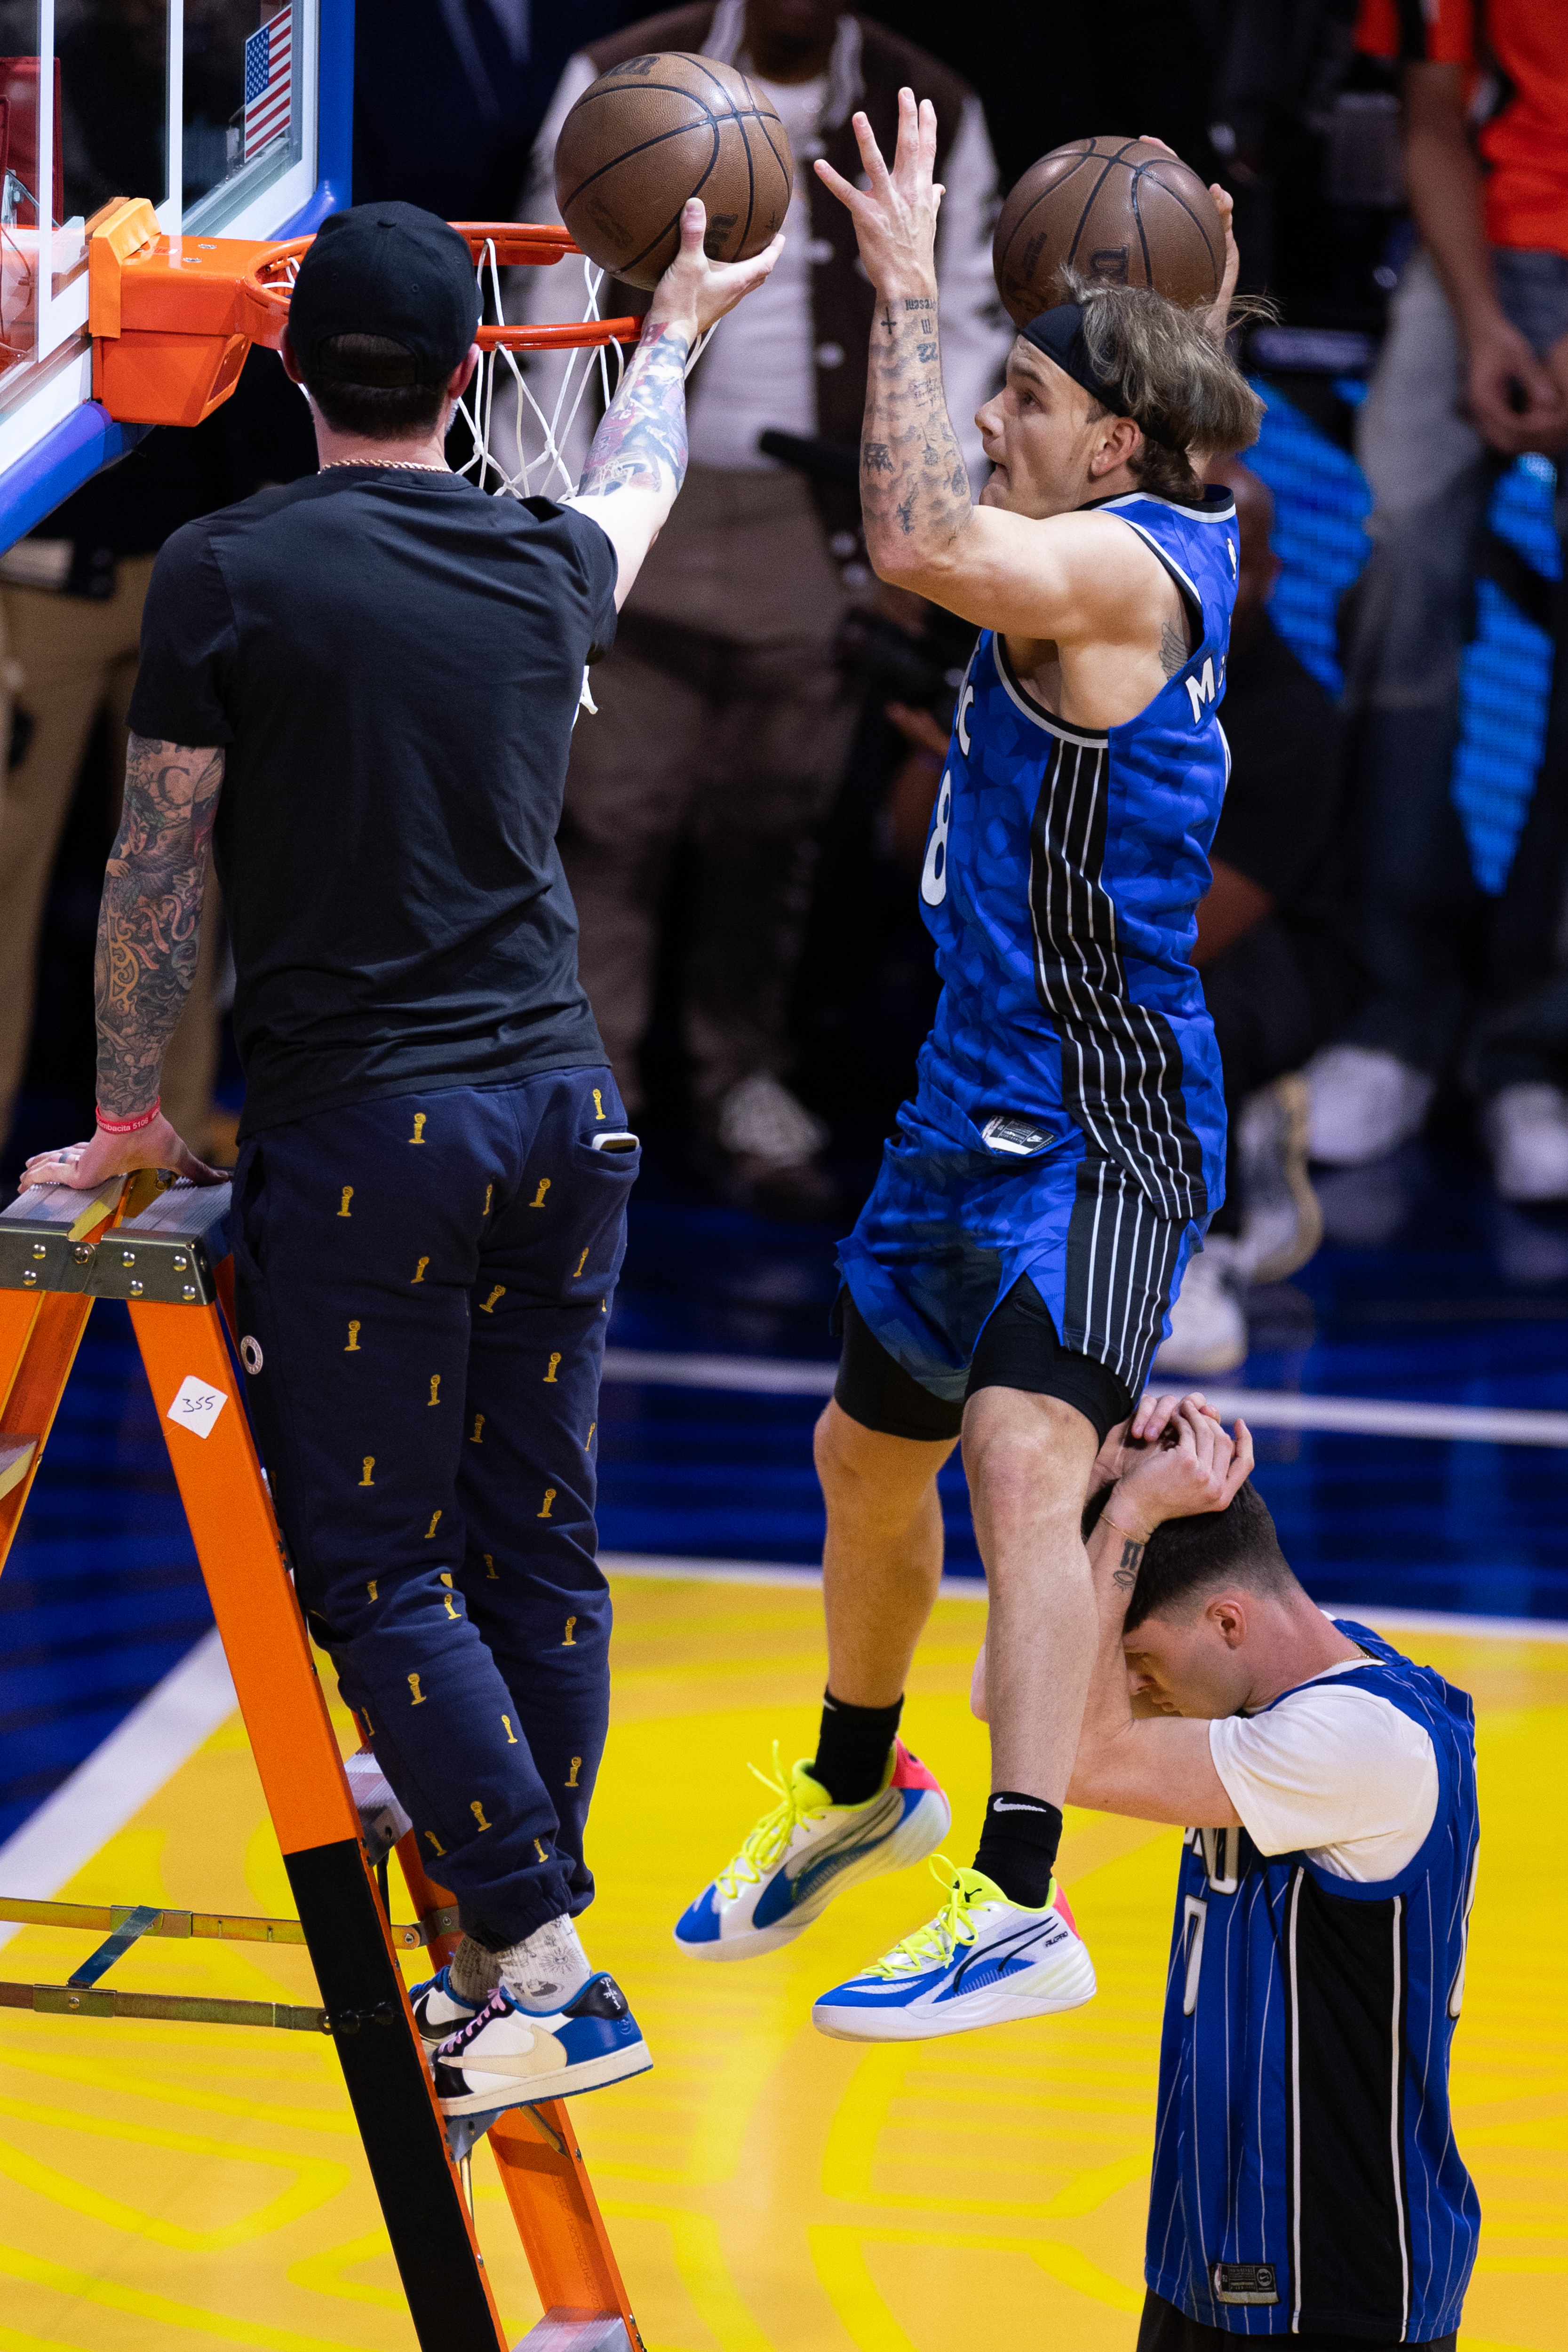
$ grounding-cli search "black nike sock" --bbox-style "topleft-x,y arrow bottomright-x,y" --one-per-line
973,1792 -> 1064,1909
810,1688 -> 903,1806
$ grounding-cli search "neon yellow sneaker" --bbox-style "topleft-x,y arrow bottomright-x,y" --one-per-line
673,1739 -> 951,1960
811,1856 -> 1096,2040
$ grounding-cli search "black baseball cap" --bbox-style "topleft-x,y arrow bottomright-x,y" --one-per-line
287,200 -> 480,388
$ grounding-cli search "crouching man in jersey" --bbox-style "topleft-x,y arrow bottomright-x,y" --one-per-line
673,90 -> 1267,2042
24,199 -> 780,2134
1024,1397 -> 1480,2352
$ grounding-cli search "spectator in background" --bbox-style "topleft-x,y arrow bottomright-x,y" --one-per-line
1155,460 -> 1364,1374
1306,0 -> 1568,1201
0,355 -> 317,1171
517,0 -> 1009,1215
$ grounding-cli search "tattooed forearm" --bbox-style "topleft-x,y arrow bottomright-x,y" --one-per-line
95,735 -> 223,1118
860,286 -> 971,572
576,321 -> 691,499
1110,1535 -> 1146,1593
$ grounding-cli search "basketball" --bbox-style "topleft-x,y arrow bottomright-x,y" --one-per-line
553,53 -> 793,293
992,136 -> 1225,327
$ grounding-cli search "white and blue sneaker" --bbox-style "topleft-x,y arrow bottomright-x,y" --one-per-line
674,1737 -> 951,1961
812,1859 -> 1096,2042
408,1963 -> 478,2053
432,1972 -> 651,2123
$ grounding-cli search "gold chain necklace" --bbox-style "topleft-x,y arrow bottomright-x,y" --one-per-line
320,458 -> 450,473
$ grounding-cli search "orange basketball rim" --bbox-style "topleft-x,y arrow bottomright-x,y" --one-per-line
86,194 -> 642,433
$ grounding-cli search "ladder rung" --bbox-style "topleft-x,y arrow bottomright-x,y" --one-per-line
0,1979 -> 328,2030
0,1894 -> 458,1948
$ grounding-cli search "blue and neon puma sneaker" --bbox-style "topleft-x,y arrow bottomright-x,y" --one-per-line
812,1859 -> 1095,2042
674,1737 -> 951,1961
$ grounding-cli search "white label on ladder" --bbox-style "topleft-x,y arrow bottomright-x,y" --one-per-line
167,1375 -> 228,1438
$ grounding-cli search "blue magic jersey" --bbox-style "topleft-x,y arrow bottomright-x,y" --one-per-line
917,486 -> 1237,1225
1147,1626 -> 1481,2341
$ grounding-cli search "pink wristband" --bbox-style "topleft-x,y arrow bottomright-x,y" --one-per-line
96,1098 -> 160,1136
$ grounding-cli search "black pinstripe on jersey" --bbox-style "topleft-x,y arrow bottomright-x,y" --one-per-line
1060,1153 -> 1187,1400
1285,1871 -> 1413,2336
1017,679 -> 1210,1229
1009,660 -> 1207,1394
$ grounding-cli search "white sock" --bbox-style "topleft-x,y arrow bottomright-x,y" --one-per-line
447,1932 -> 504,2007
493,1913 -> 591,2010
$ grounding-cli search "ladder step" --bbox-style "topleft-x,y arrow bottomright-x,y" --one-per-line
0,1892 -> 457,1948
2,1978 -> 328,2030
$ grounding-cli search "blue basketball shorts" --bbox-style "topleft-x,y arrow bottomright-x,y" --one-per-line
231,1065 -> 636,1943
837,1093 -> 1201,1437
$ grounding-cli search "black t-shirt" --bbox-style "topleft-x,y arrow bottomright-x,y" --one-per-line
128,469 -> 617,1136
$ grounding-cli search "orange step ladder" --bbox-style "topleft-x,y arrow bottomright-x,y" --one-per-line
0,1170 -> 643,2352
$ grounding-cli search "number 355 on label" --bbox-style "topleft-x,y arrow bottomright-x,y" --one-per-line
166,1375 -> 229,1439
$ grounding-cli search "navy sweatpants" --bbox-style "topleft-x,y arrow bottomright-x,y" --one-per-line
231,1066 -> 635,1941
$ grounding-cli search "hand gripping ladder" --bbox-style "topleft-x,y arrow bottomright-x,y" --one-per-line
0,1171 -> 642,2352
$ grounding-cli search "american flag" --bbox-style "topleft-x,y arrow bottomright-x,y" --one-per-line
243,7 -> 293,162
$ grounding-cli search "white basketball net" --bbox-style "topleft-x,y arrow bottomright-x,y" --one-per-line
262,231 -> 717,507
454,238 -> 629,505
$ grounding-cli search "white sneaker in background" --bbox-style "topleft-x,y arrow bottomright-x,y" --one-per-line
1236,1074 -> 1324,1283
716,1073 -> 829,1168
1153,1240 -> 1248,1376
1482,1083 -> 1568,1204
1303,1046 -> 1435,1167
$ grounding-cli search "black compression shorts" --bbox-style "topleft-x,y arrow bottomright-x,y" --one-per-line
832,1277 -> 1133,1447
1136,2291 -> 1456,2352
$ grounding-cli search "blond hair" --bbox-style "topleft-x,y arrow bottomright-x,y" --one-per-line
1062,273 -> 1265,507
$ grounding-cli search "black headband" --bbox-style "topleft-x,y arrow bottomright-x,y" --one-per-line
1020,303 -> 1128,411
1020,302 -> 1180,449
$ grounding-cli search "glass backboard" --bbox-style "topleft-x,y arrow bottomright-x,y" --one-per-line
0,0 -> 350,550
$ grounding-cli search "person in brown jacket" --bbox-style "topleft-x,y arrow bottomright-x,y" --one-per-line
518,1 -> 1009,1212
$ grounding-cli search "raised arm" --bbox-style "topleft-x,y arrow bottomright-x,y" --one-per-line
814,91 -> 1154,644
24,734 -> 226,1190
565,199 -> 783,607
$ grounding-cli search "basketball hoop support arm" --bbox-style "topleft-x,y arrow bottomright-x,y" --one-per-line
85,197 -> 640,431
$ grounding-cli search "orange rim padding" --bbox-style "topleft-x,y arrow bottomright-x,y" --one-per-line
87,197 -> 641,431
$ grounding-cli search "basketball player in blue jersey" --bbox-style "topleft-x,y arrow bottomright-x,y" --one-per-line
1032,1395 -> 1479,2352
674,92 -> 1268,2042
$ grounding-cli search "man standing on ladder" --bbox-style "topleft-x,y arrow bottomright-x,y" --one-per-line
25,197 -> 781,2134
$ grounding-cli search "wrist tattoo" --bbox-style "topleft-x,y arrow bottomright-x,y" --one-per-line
1110,1534 -> 1146,1592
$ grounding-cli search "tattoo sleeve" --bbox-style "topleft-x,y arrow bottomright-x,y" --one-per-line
860,290 -> 972,565
95,735 -> 224,1118
576,321 -> 691,500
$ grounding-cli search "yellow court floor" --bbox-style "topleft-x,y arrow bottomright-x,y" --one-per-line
0,1578 -> 1563,2352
